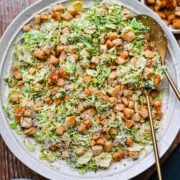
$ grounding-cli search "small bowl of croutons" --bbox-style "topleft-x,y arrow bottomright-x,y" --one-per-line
141,0 -> 180,33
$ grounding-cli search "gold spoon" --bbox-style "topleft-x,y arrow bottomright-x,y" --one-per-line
136,15 -> 180,100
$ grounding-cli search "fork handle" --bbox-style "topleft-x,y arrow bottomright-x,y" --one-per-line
146,92 -> 162,180
165,70 -> 180,101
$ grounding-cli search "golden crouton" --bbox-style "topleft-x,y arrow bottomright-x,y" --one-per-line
61,11 -> 73,21
175,9 -> 180,16
173,18 -> 180,28
166,0 -> 176,9
155,0 -> 167,11
145,0 -> 155,5
167,14 -> 175,24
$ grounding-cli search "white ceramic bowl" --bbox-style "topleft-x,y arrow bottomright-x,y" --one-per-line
0,0 -> 180,179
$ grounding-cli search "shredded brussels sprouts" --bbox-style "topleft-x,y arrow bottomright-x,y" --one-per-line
4,1 -> 164,174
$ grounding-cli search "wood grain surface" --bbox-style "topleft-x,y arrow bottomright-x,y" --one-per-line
0,0 -> 179,180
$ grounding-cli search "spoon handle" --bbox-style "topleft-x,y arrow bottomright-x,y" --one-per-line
146,92 -> 162,180
165,70 -> 180,100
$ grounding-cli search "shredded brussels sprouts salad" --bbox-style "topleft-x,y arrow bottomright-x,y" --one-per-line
4,0 -> 165,173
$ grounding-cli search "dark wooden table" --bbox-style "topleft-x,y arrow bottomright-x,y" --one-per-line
0,0 -> 179,179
